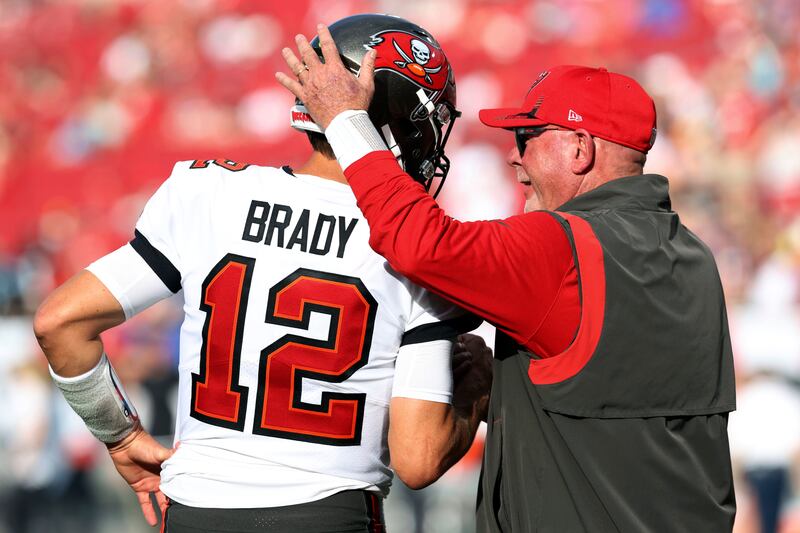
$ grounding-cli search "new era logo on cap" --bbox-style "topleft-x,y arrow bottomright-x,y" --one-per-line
567,109 -> 583,122
478,65 -> 657,153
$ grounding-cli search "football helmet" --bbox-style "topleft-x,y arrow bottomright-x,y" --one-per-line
290,13 -> 460,197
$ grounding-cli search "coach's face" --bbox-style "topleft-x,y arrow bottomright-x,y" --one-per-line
506,126 -> 594,213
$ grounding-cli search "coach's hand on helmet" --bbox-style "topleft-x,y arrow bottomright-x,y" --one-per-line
277,23 -> 376,130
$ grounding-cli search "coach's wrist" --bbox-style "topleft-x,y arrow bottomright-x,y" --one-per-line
325,110 -> 388,171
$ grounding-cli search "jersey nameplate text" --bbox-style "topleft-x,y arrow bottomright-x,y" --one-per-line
242,200 -> 359,258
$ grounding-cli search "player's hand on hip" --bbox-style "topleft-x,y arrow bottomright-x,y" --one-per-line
452,334 -> 493,421
106,422 -> 178,527
276,23 -> 376,130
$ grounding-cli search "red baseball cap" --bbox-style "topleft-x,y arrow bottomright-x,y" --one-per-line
479,65 -> 657,153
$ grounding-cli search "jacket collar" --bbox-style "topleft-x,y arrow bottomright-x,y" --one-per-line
556,174 -> 672,213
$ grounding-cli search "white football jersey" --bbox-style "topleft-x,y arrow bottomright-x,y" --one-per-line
87,160 -> 477,508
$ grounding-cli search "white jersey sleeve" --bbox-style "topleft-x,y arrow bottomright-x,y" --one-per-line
392,285 -> 480,403
128,167 -> 183,294
86,164 -> 185,317
86,244 -> 174,319
392,339 -> 453,403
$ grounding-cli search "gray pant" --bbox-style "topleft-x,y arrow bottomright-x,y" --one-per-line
163,491 -> 384,533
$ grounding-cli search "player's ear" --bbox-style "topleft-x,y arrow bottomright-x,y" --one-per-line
570,128 -> 594,175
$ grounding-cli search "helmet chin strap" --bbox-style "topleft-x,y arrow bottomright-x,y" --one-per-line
415,89 -> 436,116
380,124 -> 405,170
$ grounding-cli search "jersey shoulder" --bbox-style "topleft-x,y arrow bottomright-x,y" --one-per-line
167,161 -> 357,208
139,160 -> 290,223
161,159 -> 295,195
168,159 -> 290,181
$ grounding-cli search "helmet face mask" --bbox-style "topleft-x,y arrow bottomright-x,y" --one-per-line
290,14 -> 459,198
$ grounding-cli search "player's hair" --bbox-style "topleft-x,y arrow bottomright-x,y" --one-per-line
306,132 -> 336,160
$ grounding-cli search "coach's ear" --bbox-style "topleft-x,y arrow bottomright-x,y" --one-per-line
569,128 -> 595,175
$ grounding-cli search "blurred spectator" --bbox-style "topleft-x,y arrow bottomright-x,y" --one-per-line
729,239 -> 800,533
0,317 -> 102,533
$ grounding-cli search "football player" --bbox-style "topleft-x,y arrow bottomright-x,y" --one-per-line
33,14 -> 490,533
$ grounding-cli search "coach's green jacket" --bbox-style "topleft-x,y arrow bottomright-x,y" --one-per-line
477,175 -> 736,532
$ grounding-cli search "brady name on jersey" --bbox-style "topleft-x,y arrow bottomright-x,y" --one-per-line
241,196 -> 359,259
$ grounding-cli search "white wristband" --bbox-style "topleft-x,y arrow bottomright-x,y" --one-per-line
325,110 -> 388,171
50,353 -> 139,443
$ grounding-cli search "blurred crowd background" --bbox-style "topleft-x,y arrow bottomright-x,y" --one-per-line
1,0 -> 799,531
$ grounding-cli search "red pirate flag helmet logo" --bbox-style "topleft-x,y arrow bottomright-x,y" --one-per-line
365,30 -> 450,92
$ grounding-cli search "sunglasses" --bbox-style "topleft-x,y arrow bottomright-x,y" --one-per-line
515,126 -> 562,156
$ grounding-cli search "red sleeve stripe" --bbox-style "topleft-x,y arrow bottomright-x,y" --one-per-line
528,214 -> 606,385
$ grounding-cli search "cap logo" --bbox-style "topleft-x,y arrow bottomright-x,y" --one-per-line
568,109 -> 583,122
526,70 -> 550,97
366,31 -> 450,91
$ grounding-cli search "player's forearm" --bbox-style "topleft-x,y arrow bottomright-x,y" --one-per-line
418,406 -> 482,488
439,402 -> 484,472
389,399 -> 482,489
36,271 -> 140,445
36,326 -> 106,377
34,270 -> 125,376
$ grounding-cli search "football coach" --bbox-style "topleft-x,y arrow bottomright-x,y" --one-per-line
278,24 -> 736,532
